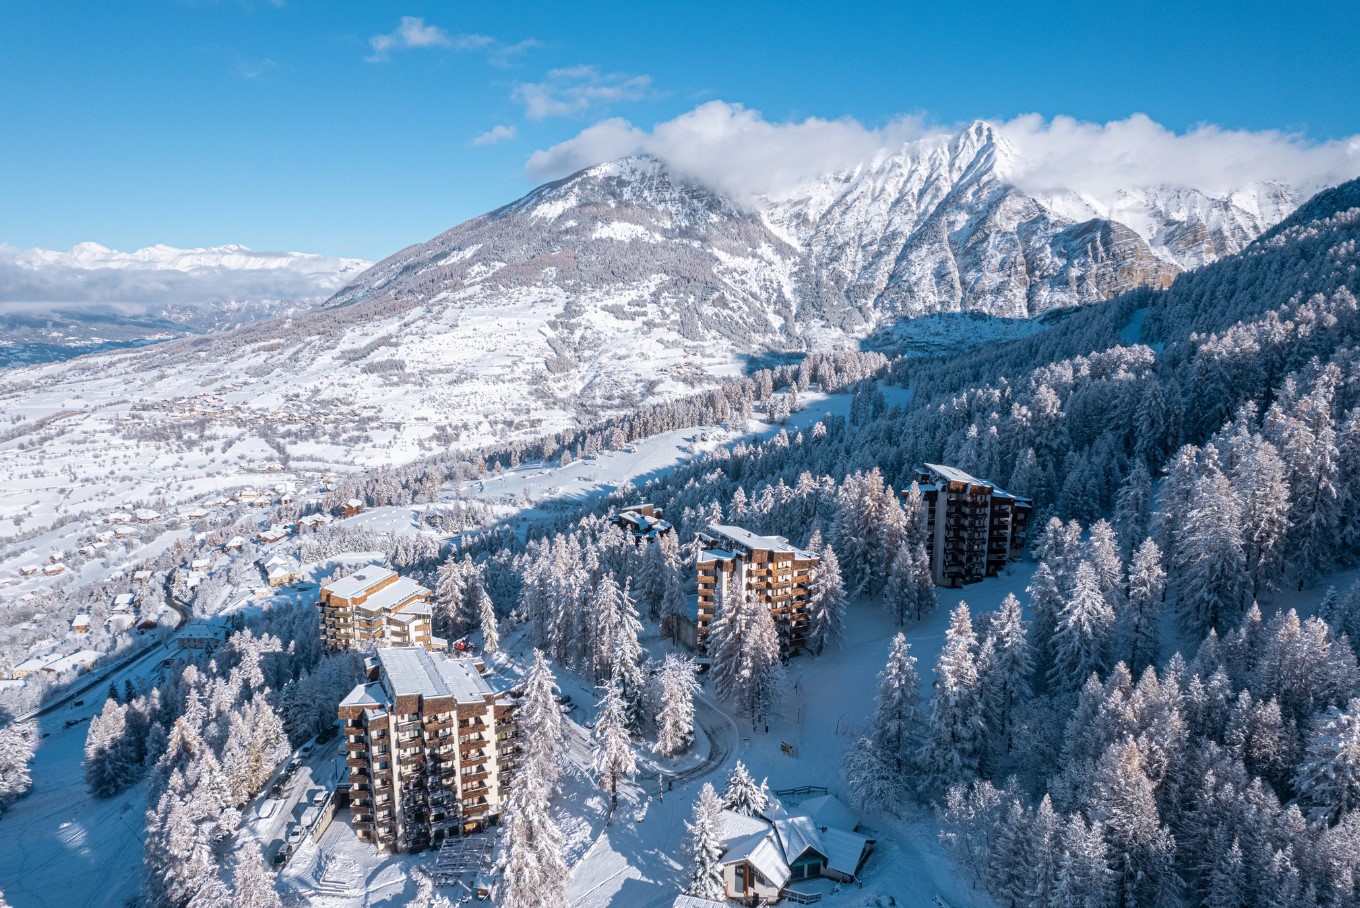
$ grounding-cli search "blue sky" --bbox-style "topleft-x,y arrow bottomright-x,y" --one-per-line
3,1 -> 1359,260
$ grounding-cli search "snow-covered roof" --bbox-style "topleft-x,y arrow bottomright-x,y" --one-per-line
773,815 -> 826,864
922,462 -> 990,487
377,647 -> 493,704
672,896 -> 726,908
720,830 -> 791,889
703,524 -> 816,561
71,614 -> 91,627
719,809 -> 769,847
356,576 -> 430,614
819,826 -> 871,878
323,564 -> 396,600
697,548 -> 735,565
339,682 -> 386,710
795,794 -> 859,832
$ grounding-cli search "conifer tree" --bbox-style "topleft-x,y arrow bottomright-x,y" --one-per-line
478,588 -> 500,654
653,654 -> 700,757
920,602 -> 986,794
1048,560 -> 1116,694
982,594 -> 1032,755
684,783 -> 726,899
806,544 -> 847,652
1113,459 -> 1153,561
591,673 -> 637,816
722,760 -> 768,816
1294,697 -> 1360,827
1122,539 -> 1166,675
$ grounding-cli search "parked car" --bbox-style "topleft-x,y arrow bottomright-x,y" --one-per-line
285,758 -> 302,774
269,781 -> 285,799
298,742 -> 315,758
310,789 -> 327,805
72,699 -> 84,707
271,843 -> 290,868
286,824 -> 304,845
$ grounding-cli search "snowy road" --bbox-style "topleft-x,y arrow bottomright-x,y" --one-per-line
659,694 -> 736,786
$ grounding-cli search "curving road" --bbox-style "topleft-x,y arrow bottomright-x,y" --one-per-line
658,692 -> 738,786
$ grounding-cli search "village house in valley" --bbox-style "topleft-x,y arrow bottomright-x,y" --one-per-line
338,647 -> 517,852
691,524 -> 819,658
318,564 -> 437,651
911,463 -> 1032,588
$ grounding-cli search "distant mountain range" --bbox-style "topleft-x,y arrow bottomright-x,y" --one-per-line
0,242 -> 370,367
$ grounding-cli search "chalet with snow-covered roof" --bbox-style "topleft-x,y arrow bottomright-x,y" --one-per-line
692,524 -> 819,659
318,564 -> 434,652
70,614 -> 91,634
176,623 -> 229,651
911,463 -> 1033,588
712,793 -> 874,903
610,503 -> 674,542
41,563 -> 66,576
224,536 -> 245,552
133,508 -> 161,523
341,498 -> 364,518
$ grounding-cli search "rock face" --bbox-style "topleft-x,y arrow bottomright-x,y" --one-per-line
333,121 -> 1291,347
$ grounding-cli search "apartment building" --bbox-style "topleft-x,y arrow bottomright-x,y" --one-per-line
338,647 -> 518,852
693,524 -> 819,659
318,564 -> 436,652
912,463 -> 1033,588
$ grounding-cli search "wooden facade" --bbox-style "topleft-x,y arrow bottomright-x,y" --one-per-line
694,524 -> 819,659
912,464 -> 1032,588
318,565 -> 435,652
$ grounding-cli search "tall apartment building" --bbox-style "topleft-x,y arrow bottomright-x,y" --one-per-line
693,524 -> 819,659
318,565 -> 436,652
912,463 -> 1033,588
338,647 -> 518,852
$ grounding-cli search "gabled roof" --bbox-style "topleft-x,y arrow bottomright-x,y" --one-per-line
773,815 -> 826,865
820,826 -> 872,878
719,829 -> 792,889
796,794 -> 859,832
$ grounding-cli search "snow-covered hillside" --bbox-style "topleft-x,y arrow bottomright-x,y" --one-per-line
0,126 -> 1318,532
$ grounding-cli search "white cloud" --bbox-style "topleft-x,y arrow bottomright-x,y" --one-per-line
513,65 -> 653,119
998,113 -> 1360,200
472,124 -> 518,146
526,101 -> 934,198
527,102 -> 1360,204
365,17 -> 494,63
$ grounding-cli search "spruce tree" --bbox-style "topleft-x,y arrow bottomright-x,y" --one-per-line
478,588 -> 500,654
806,544 -> 847,652
1122,539 -> 1166,675
684,783 -> 726,899
1048,560 -> 1116,694
653,654 -> 700,757
591,673 -> 637,816
920,602 -> 986,794
722,761 -> 768,816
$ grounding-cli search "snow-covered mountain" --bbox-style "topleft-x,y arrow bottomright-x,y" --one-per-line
0,242 -> 370,367
0,123 -> 1315,526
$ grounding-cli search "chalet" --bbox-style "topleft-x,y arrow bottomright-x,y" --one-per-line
42,563 -> 66,576
106,613 -> 136,633
713,794 -> 874,903
257,526 -> 288,544
341,498 -> 364,518
185,507 -> 210,520
113,525 -> 138,538
176,623 -> 229,651
133,570 -> 153,582
611,503 -> 674,542
251,496 -> 272,509
297,513 -> 333,530
224,536 -> 246,552
265,560 -> 302,588
12,656 -> 53,678
70,614 -> 91,634
112,593 -> 136,611
133,508 -> 161,523
910,464 -> 1033,588
42,650 -> 102,675
692,525 -> 819,658
18,565 -> 39,576
136,615 -> 160,631
190,558 -> 211,571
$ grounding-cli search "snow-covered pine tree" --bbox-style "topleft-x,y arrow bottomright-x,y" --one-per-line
744,594 -> 786,729
1174,459 -> 1250,634
1232,434 -> 1291,598
920,602 -> 986,794
722,761 -> 768,816
478,587 -> 500,654
1087,737 -> 1178,908
610,580 -> 648,731
1027,560 -> 1065,682
519,650 -> 565,792
1052,813 -> 1113,908
909,542 -> 937,623
1048,560 -> 1116,694
707,579 -> 748,706
434,554 -> 468,636
872,632 -> 925,775
85,698 -> 132,798
806,543 -> 847,652
0,723 -> 33,816
1120,539 -> 1165,675
981,594 -> 1031,756
1087,520 -> 1125,611
1113,459 -> 1153,561
232,849 -> 284,908
684,783 -> 726,899
590,572 -> 625,683
591,673 -> 637,815
882,542 -> 914,626
1294,697 -> 1360,827
653,654 -> 700,757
